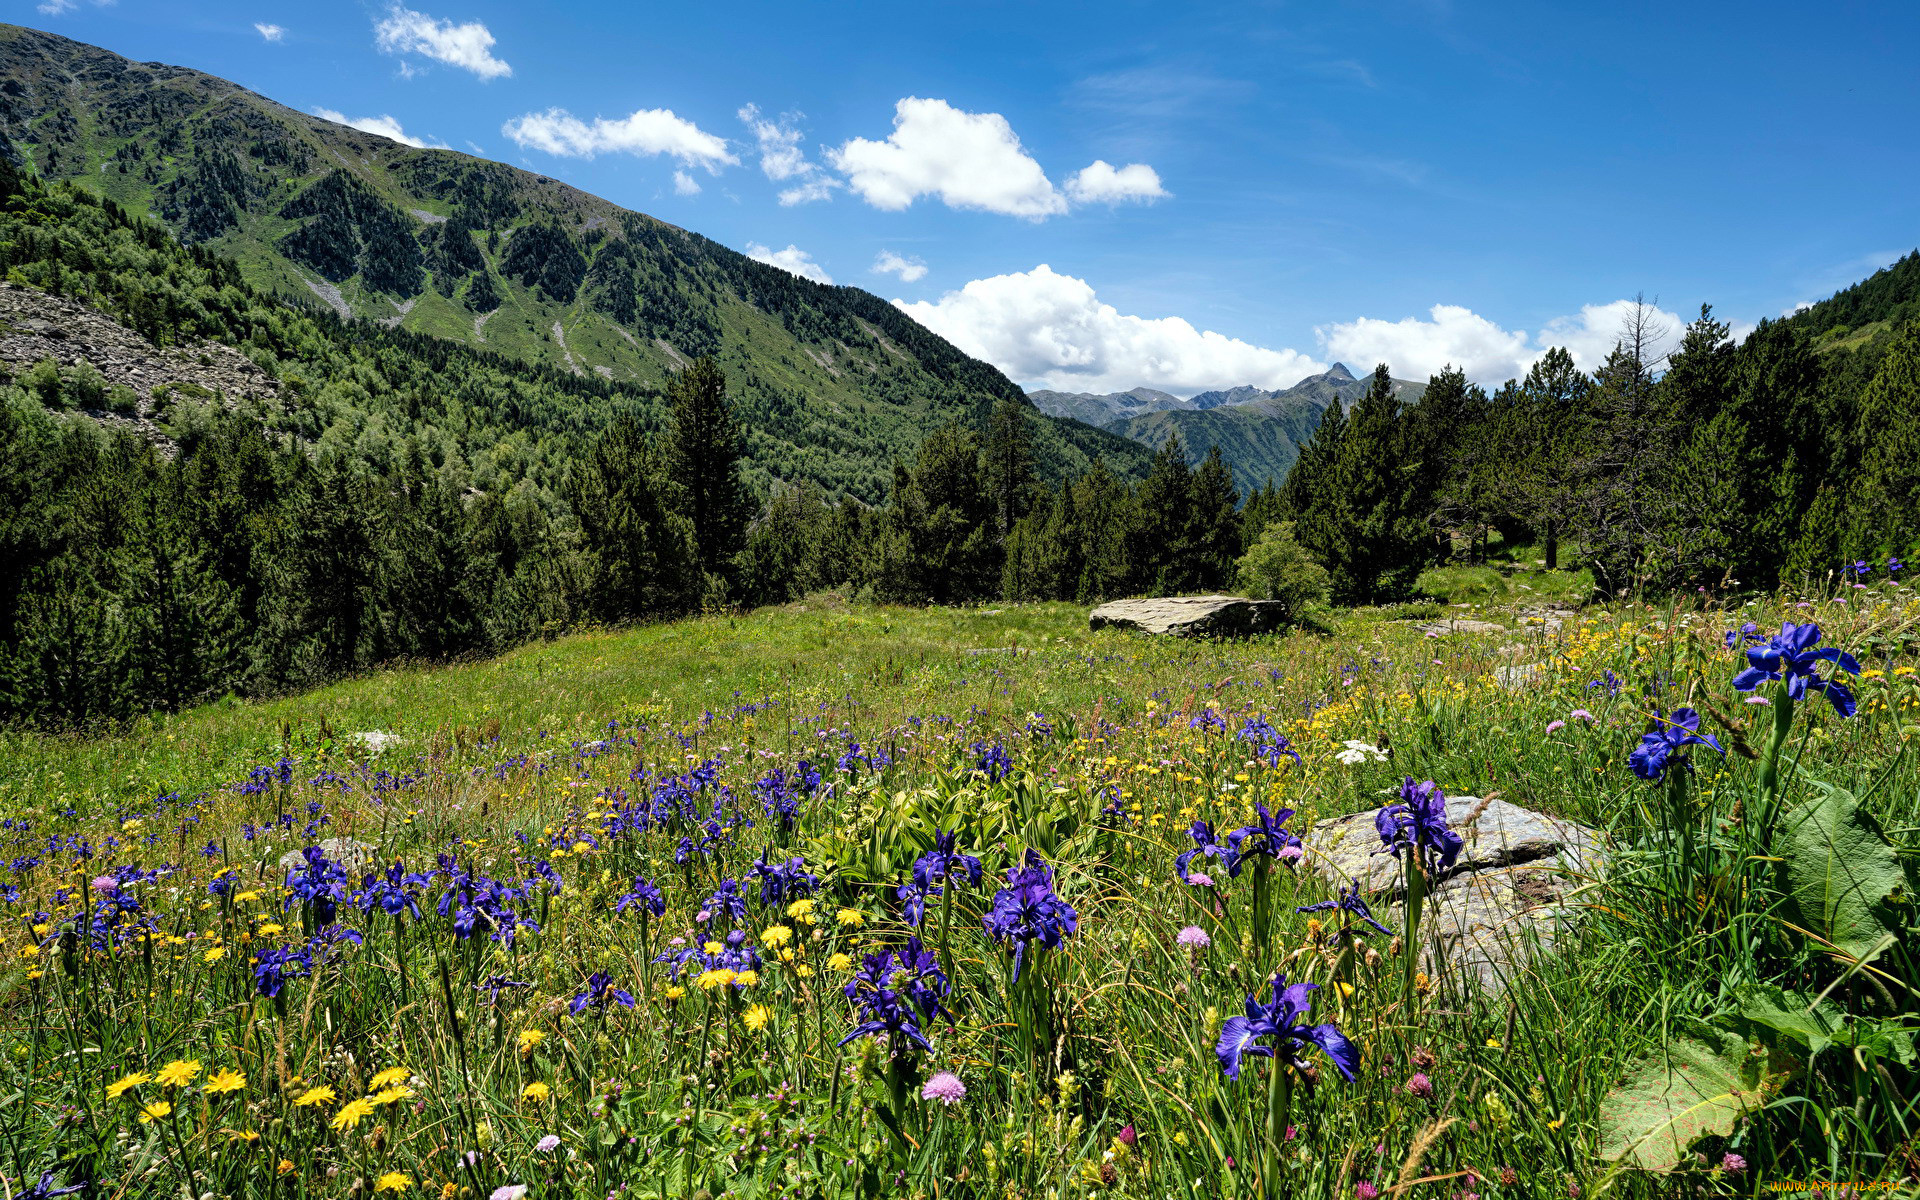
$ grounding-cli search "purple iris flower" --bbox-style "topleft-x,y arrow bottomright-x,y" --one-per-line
358,859 -> 431,920
1628,708 -> 1725,781
1295,879 -> 1393,937
1589,669 -> 1624,698
1237,715 -> 1303,766
1175,820 -> 1231,883
252,944 -> 313,998
1226,804 -> 1301,877
748,854 -> 820,906
972,741 -> 1014,783
1848,560 -> 1872,578
283,845 -> 351,925
476,975 -> 533,1005
701,879 -> 750,921
1723,622 -> 1763,650
19,1172 -> 86,1200
982,850 -> 1078,981
614,875 -> 666,917
1888,557 -> 1905,577
1215,976 -> 1359,1083
1374,778 -> 1463,875
568,971 -> 635,1014
845,937 -> 950,1023
914,829 -> 984,890
1731,622 -> 1862,717
836,987 -> 933,1054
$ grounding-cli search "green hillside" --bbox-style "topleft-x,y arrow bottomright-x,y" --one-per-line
0,22 -> 1147,498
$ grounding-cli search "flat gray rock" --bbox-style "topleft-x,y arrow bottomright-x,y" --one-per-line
1089,595 -> 1287,638
277,837 -> 380,875
1301,795 -> 1603,992
350,730 -> 404,754
1416,618 -> 1509,637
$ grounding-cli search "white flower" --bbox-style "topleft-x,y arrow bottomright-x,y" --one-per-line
1335,740 -> 1388,765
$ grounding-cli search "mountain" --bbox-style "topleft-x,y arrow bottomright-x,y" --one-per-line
1783,248 -> 1920,353
0,23 -> 1147,499
1026,385 -> 1193,425
1107,364 -> 1424,495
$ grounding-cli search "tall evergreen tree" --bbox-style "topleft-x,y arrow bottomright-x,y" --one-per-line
983,396 -> 1038,539
666,358 -> 753,584
1187,445 -> 1242,591
1130,434 -> 1195,595
570,416 -> 699,620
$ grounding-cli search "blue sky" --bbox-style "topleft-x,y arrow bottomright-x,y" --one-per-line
24,0 -> 1920,394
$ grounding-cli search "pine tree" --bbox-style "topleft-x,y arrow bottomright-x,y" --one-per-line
1130,434 -> 1194,595
1849,322 -> 1920,557
983,395 -> 1037,540
1187,445 -> 1242,591
667,358 -> 753,585
1071,458 -> 1133,602
570,416 -> 700,620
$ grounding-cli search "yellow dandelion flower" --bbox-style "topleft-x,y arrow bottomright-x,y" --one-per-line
368,1066 -> 411,1091
205,1068 -> 246,1095
138,1100 -> 173,1124
827,952 -> 853,972
276,1159 -> 295,1175
330,1097 -> 377,1131
794,964 -> 814,979
371,1085 -> 414,1107
695,968 -> 736,991
785,897 -> 816,923
223,1128 -> 260,1142
761,925 -> 792,949
234,891 -> 261,903
203,945 -> 227,963
702,940 -> 724,956
517,1029 -> 545,1053
106,1072 -> 150,1100
742,1004 -> 772,1032
155,1059 -> 201,1088
521,1081 -> 551,1102
292,1085 -> 336,1108
835,908 -> 866,928
664,985 -> 686,1000
732,969 -> 759,988
256,923 -> 284,936
373,1171 -> 413,1193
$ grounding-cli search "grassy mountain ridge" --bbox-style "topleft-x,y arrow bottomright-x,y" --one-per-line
0,22 -> 1148,498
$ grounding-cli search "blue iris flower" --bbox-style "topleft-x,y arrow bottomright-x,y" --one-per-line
1215,976 -> 1359,1083
1174,820 -> 1231,884
569,971 -> 635,1014
1374,777 -> 1464,875
836,987 -> 933,1054
1225,804 -> 1301,877
1295,878 -> 1393,937
614,875 -> 666,917
1628,708 -> 1725,781
1731,622 -> 1862,717
982,850 -> 1078,981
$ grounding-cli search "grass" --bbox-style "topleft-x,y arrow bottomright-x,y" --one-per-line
2,587 -> 1917,1198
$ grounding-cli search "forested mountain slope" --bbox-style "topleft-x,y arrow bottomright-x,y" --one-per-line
0,22 -> 1146,498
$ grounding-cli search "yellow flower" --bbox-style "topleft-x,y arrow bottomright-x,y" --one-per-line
785,898 -> 817,923
522,1081 -> 551,1102
702,940 -> 724,956
794,964 -> 814,979
292,1085 -> 336,1108
205,1068 -> 246,1095
827,953 -> 853,972
761,925 -> 792,949
368,1066 -> 411,1091
234,891 -> 261,903
835,908 -> 866,927
373,1171 -> 413,1193
256,923 -> 284,936
155,1059 -> 201,1088
742,1004 -> 772,1032
732,969 -> 759,988
106,1072 -> 150,1100
695,969 -> 736,991
1485,1037 -> 1502,1048
223,1128 -> 260,1142
330,1097 -> 377,1130
371,1085 -> 414,1107
276,1159 -> 295,1176
203,945 -> 227,963
138,1100 -> 173,1123
664,985 -> 686,1000
517,1029 -> 545,1053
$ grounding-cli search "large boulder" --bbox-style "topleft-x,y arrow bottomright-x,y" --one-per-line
1301,795 -> 1603,992
1089,595 -> 1288,638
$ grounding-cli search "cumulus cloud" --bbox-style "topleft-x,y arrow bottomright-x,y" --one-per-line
374,6 -> 511,80
1064,160 -> 1168,205
872,250 -> 928,283
896,264 -> 1327,396
738,105 -> 837,205
1317,298 -> 1685,383
672,170 -> 701,196
502,108 -> 736,171
254,22 -> 285,42
36,0 -> 109,15
746,243 -> 833,285
830,98 -> 1067,219
312,107 -> 444,149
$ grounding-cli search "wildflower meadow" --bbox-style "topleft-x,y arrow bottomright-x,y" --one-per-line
1,586 -> 1916,1199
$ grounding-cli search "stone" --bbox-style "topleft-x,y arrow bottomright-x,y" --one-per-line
349,730 -> 404,754
1301,795 -> 1603,991
1493,663 -> 1546,690
277,837 -> 380,874
1089,594 -> 1288,638
1415,618 -> 1508,637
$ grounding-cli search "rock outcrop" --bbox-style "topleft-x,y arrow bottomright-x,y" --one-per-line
277,837 -> 380,875
1090,595 -> 1289,638
1301,795 -> 1602,991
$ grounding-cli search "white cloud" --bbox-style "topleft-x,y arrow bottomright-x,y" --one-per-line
896,264 -> 1327,396
254,22 -> 285,42
830,98 -> 1066,219
1317,298 -> 1686,383
374,5 -> 511,80
872,250 -> 928,283
738,105 -> 838,205
1064,160 -> 1168,205
502,107 -> 736,172
672,170 -> 701,196
746,243 -> 833,285
312,107 -> 444,149
36,0 -> 109,15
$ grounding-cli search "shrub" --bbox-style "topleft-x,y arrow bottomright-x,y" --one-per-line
1234,521 -> 1330,622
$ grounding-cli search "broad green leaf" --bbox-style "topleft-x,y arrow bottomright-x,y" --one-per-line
1597,1030 -> 1800,1171
1777,782 -> 1909,964
1734,984 -> 1843,1056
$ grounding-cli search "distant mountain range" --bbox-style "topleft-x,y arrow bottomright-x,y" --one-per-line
1029,363 -> 1426,494
0,23 -> 1148,499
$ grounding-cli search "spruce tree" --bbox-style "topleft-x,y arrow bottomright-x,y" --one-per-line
667,357 -> 752,584
1130,434 -> 1194,595
1187,445 -> 1242,591
983,395 -> 1037,539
